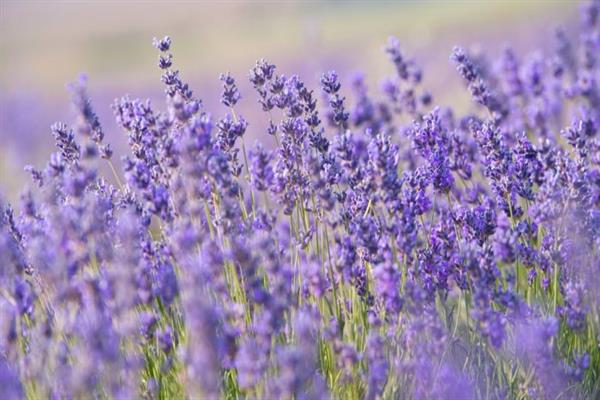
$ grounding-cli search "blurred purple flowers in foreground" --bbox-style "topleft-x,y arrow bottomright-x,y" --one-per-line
2,1 -> 600,399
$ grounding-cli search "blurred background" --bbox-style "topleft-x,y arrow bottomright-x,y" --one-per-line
0,0 -> 576,202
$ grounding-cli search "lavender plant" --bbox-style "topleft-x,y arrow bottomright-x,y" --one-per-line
2,1 -> 600,399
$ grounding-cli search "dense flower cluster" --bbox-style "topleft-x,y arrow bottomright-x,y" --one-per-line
2,1 -> 600,399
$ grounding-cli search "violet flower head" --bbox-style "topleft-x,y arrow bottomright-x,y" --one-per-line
451,46 -> 479,83
216,113 -> 248,151
51,122 -> 80,165
249,59 -> 276,88
452,46 -> 506,119
321,70 -> 349,129
68,75 -> 112,159
219,72 -> 241,108
249,143 -> 274,191
373,260 -> 403,317
498,46 -> 524,97
152,36 -> 171,52
385,36 -> 410,80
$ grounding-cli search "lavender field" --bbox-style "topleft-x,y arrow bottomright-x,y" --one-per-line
1,1 -> 600,399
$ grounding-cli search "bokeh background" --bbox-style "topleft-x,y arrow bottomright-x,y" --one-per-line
0,0 -> 576,202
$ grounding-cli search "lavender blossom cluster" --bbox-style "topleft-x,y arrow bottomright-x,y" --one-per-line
2,1 -> 600,399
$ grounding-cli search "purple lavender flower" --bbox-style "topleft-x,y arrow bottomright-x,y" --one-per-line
452,46 -> 507,120
153,36 -> 171,52
68,75 -> 112,159
373,260 -> 403,317
51,122 -> 80,165
321,70 -> 349,129
248,143 -> 274,191
219,72 -> 241,108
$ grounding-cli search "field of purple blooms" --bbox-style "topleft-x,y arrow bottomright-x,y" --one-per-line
1,0 -> 600,399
